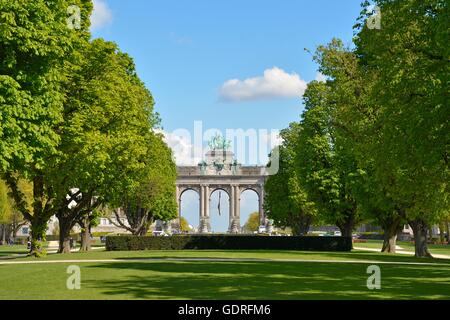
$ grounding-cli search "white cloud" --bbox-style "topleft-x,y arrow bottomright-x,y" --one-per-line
157,130 -> 203,166
219,67 -> 307,102
315,72 -> 327,82
91,0 -> 113,31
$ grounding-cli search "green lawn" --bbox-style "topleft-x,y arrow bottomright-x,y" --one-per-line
0,249 -> 449,300
0,245 -> 29,257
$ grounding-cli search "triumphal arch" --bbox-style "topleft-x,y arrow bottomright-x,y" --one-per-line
175,135 -> 271,234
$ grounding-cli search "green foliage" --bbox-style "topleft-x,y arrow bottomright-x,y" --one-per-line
243,212 -> 260,233
179,217 -> 191,232
106,235 -> 352,252
0,3 -> 174,255
109,131 -> 178,235
0,0 -> 93,256
354,0 -> 449,223
52,39 -> 157,206
45,38 -> 168,249
295,76 -> 362,237
0,179 -> 30,226
0,0 -> 93,173
0,180 -> 12,223
265,123 -> 317,235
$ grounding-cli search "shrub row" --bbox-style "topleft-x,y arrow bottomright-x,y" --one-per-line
106,235 -> 352,252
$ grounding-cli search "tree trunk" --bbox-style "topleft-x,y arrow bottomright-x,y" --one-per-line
428,227 -> 433,242
438,221 -> 445,243
57,216 -> 72,254
381,217 -> 403,254
340,225 -> 353,238
290,214 -> 313,236
137,224 -> 149,236
409,219 -> 433,258
80,216 -> 91,252
29,176 -> 49,257
29,216 -> 48,257
1,225 -> 5,245
338,217 -> 355,238
382,233 -> 398,253
446,221 -> 450,243
12,227 -> 17,243
5,224 -> 12,244
80,229 -> 91,251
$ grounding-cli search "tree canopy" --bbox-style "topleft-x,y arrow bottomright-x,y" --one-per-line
0,1 -> 178,256
264,123 -> 317,236
243,212 -> 260,233
270,0 -> 448,256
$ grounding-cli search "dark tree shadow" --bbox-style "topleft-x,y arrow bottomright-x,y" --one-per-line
110,250 -> 450,265
84,260 -> 450,300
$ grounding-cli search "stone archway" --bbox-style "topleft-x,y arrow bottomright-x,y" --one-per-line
175,149 -> 269,234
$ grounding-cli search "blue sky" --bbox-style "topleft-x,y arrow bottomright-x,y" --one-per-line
91,0 -> 363,231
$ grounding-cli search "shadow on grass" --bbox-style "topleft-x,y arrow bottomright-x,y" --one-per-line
85,260 -> 450,300
110,250 -> 450,265
0,250 -> 28,258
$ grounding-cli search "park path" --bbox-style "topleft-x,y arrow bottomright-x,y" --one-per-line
0,246 -> 105,260
0,257 -> 449,267
353,246 -> 450,260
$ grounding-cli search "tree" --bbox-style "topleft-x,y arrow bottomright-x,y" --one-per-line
354,0 -> 449,257
294,79 -> 363,238
0,180 -> 12,243
111,132 -> 178,236
179,217 -> 191,233
77,208 -> 101,252
243,212 -> 260,233
0,0 -> 93,256
51,38 -> 160,253
310,39 -> 410,253
265,123 -> 317,236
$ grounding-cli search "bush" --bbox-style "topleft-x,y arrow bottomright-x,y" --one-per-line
357,232 -> 384,240
106,235 -> 352,252
91,232 -> 113,237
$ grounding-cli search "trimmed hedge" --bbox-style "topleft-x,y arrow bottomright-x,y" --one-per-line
106,235 -> 352,252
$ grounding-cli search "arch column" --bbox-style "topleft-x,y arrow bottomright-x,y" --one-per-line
176,186 -> 182,233
259,185 -> 266,227
229,185 -> 241,233
199,184 -> 210,233
204,184 -> 210,232
228,185 -> 235,233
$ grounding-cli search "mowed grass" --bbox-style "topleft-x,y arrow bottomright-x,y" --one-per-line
0,245 -> 29,257
0,249 -> 449,300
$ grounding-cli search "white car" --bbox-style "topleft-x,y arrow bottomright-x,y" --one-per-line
334,231 -> 342,237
